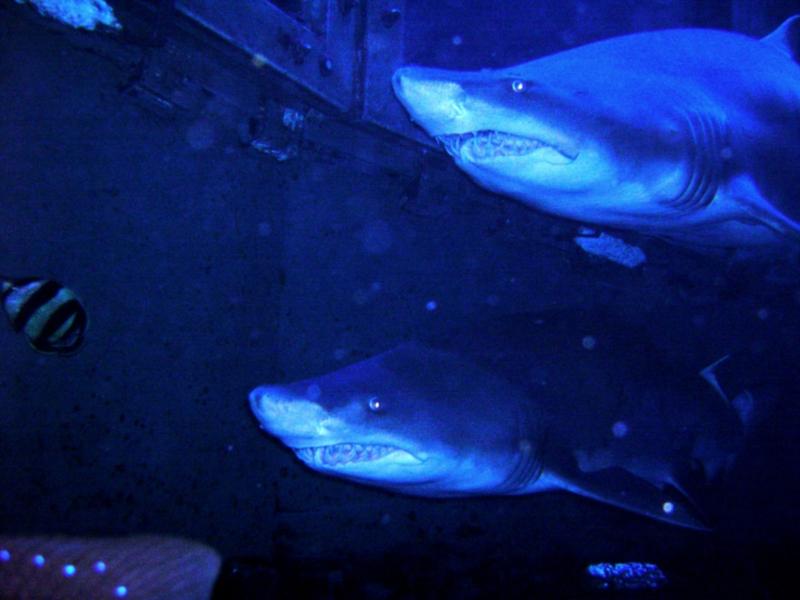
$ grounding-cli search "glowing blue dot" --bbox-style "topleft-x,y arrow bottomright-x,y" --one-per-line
611,421 -> 628,438
0,549 -> 10,562
33,554 -> 45,567
93,561 -> 107,573
425,300 -> 437,311
63,564 -> 76,577
115,585 -> 128,597
257,221 -> 272,237
662,501 -> 675,514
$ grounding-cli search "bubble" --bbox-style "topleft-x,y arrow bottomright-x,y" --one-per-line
756,308 -> 769,320
333,348 -> 347,361
370,281 -> 382,292
485,294 -> 500,306
93,561 -> 107,573
662,501 -> 674,514
451,35 -> 463,46
582,335 -> 597,350
425,300 -> 438,311
306,384 -> 321,401
319,56 -> 334,75
63,564 -> 76,577
0,549 -> 9,562
612,421 -> 628,438
720,146 -> 733,160
257,222 -> 272,237
380,513 -> 392,526
361,220 -> 393,254
115,585 -> 128,598
186,119 -> 216,150
33,554 -> 45,567
251,53 -> 268,68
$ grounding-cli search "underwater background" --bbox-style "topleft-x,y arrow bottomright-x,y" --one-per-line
2,0 -> 800,597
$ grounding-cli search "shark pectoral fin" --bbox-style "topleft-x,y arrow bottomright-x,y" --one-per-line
549,466 -> 710,531
761,15 -> 800,61
728,176 -> 800,241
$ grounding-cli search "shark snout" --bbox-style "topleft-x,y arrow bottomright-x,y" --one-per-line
249,385 -> 331,440
392,66 -> 466,132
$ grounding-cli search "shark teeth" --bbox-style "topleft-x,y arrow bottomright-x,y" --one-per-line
293,443 -> 405,466
437,130 -> 575,163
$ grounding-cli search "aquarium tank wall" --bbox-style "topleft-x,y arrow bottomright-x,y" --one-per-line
2,0 -> 800,598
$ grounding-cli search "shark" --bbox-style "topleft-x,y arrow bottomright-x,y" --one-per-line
250,310 -> 752,529
392,16 -> 800,249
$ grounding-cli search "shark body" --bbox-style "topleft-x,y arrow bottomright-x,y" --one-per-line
392,17 -> 800,248
250,311 -> 748,529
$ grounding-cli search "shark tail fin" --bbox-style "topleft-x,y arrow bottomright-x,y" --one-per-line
762,15 -> 800,62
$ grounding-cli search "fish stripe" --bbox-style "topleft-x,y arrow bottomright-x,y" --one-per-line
11,280 -> 62,331
53,310 -> 87,349
31,299 -> 86,353
23,289 -> 76,339
50,313 -> 77,341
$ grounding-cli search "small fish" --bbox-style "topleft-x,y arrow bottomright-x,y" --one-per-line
1,277 -> 88,355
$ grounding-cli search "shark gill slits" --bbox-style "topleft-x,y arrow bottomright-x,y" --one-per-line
498,437 -> 543,493
665,111 -> 723,212
1,277 -> 88,356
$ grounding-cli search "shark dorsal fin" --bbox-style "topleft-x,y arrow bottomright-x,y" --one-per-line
762,15 -> 800,62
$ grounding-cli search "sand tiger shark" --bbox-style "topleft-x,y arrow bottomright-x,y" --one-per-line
250,311 -> 752,529
392,17 -> 800,248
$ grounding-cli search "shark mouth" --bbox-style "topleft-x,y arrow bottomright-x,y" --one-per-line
437,130 -> 577,164
293,443 -> 421,467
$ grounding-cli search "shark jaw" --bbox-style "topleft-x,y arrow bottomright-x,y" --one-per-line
437,130 -> 578,165
292,443 -> 422,469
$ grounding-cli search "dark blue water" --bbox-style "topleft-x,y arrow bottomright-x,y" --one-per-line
2,1 -> 800,598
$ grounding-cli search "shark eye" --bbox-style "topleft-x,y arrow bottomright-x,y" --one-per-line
367,396 -> 383,413
511,79 -> 526,93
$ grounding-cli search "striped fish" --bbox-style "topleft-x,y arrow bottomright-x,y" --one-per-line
1,277 -> 87,355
